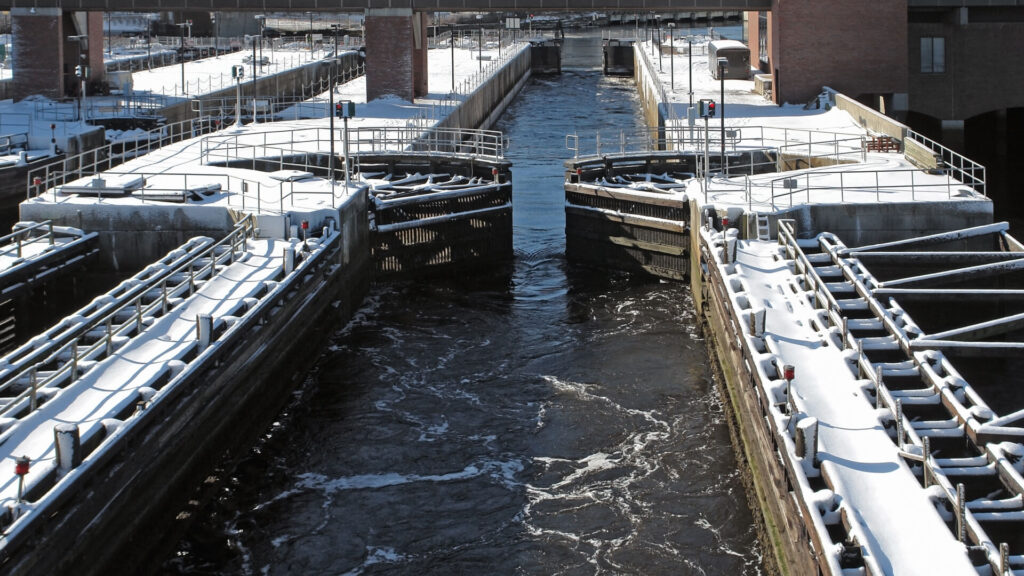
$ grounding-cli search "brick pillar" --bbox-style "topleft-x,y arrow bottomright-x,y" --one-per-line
365,8 -> 415,102
11,7 -> 64,100
769,0 -> 908,105
413,11 -> 428,98
85,12 -> 105,86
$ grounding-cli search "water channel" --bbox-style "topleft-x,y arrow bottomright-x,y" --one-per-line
164,29 -> 762,575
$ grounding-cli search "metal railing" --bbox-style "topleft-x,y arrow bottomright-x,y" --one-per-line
768,167 -> 974,209
566,125 -> 864,161
26,117 -> 221,199
780,222 -> 1024,576
906,128 -> 986,196
1,221 -> 55,258
0,215 -> 257,423
199,125 -> 507,166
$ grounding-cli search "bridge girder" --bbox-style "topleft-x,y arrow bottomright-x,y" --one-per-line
1,0 -> 771,12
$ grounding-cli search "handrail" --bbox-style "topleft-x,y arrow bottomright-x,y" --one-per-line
26,117 -> 221,199
0,215 -> 257,421
769,167 -> 970,209
1,221 -> 55,258
905,128 -> 986,196
200,125 -> 507,164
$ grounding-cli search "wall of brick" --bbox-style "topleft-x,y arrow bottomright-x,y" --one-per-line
771,0 -> 907,106
909,14 -> 1024,121
11,8 -> 64,100
365,10 -> 414,102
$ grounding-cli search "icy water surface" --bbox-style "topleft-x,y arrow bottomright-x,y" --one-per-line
165,32 -> 761,576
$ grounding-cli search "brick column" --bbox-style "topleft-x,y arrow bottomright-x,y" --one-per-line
413,11 -> 428,98
365,8 -> 418,102
11,7 -> 64,100
769,0 -> 908,105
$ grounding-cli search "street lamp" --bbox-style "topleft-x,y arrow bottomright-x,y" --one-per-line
687,36 -> 693,110
668,22 -> 675,90
329,24 -> 339,184
655,16 -> 662,72
450,24 -> 456,94
305,11 -> 315,59
67,35 -> 87,121
231,64 -> 245,129
718,57 -> 728,175
177,22 -> 190,95
254,14 -> 265,63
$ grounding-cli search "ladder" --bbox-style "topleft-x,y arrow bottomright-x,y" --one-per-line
755,213 -> 771,241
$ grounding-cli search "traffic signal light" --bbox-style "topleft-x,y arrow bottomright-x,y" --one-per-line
334,101 -> 356,118
699,99 -> 716,118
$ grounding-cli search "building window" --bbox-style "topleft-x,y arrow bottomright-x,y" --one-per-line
758,12 -> 768,67
921,37 -> 945,73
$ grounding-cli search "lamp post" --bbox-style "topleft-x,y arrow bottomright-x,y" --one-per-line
450,24 -> 456,94
255,14 -> 265,63
177,22 -> 188,95
106,12 -> 111,56
212,14 -> 218,56
306,11 -> 315,59
655,17 -> 662,72
668,22 -> 675,90
718,57 -> 728,175
67,35 -> 87,122
329,24 -> 339,184
687,36 -> 693,109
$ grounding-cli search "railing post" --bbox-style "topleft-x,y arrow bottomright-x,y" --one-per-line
29,367 -> 37,411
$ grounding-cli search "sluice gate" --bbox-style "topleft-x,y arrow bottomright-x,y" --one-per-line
700,218 -> 1024,575
363,153 -> 513,278
564,153 -> 692,281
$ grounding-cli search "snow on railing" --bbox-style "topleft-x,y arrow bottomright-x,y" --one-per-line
768,167 -> 975,209
199,125 -> 506,167
0,215 -> 256,423
26,117 -> 221,198
779,221 -> 1024,575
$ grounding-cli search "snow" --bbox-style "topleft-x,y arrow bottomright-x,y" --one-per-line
0,232 -> 335,542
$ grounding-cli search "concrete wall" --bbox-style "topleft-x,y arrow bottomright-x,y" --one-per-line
436,45 -> 531,131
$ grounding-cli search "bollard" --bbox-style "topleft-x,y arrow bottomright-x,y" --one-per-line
895,399 -> 905,448
956,483 -> 966,543
795,417 -> 819,465
783,364 -> 795,414
196,314 -> 212,350
922,436 -> 931,488
874,365 -> 884,409
54,423 -> 82,473
14,455 -> 29,503
283,246 -> 296,274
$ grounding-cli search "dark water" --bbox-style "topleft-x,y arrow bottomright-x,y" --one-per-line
165,35 -> 760,576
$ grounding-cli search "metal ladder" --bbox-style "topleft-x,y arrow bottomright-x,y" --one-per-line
755,213 -> 771,241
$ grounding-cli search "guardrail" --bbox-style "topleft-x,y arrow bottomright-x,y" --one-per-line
0,215 -> 256,422
905,128 -> 986,196
768,167 -> 972,209
1,221 -> 55,258
26,117 -> 220,199
199,125 -> 507,166
189,62 -> 366,122
566,125 -> 864,163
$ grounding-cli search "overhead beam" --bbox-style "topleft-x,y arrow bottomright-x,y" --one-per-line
874,288 -> 1024,303
0,0 -> 773,10
840,222 -> 1009,255
849,251 -> 1024,266
908,339 -> 1024,357
877,257 -> 1024,288
919,310 -> 1024,342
